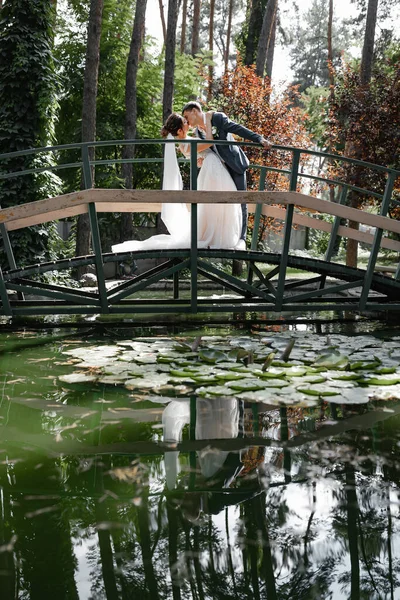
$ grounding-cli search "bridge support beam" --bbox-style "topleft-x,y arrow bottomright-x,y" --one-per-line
359,172 -> 396,310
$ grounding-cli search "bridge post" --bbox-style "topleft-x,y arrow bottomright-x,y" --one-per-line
359,171 -> 397,310
0,266 -> 12,316
82,145 -> 109,313
88,203 -> 109,313
319,185 -> 348,289
190,140 -> 198,313
275,149 -> 300,310
247,167 -> 267,288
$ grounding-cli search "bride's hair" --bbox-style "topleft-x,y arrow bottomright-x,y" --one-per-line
161,113 -> 184,138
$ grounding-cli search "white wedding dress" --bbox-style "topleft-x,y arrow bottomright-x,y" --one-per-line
112,139 -> 242,252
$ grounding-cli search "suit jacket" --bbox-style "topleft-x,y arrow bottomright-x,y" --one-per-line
209,112 -> 263,175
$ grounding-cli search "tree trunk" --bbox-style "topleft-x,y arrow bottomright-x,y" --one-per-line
207,0 -> 215,100
255,0 -> 277,77
191,0 -> 201,56
224,0 -> 234,74
346,0 -> 378,267
158,0 -> 167,42
163,0 -> 179,122
180,0 -> 188,53
244,0 -> 262,66
75,0 -> 104,273
121,0 -> 147,243
360,0 -> 379,85
265,8 -> 276,80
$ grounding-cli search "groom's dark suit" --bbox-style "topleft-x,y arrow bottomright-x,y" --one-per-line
198,112 -> 263,241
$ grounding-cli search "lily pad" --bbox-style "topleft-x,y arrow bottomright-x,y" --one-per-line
197,385 -> 234,397
226,379 -> 269,392
59,373 -> 98,384
313,352 -> 349,369
296,384 -> 340,397
198,349 -> 229,364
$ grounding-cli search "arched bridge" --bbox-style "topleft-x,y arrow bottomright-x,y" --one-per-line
0,139 -> 399,318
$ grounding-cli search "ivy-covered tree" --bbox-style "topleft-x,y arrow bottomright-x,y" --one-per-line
0,0 -> 61,268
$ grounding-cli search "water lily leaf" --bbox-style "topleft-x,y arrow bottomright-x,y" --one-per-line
335,388 -> 371,404
226,379 -> 269,392
169,369 -> 197,378
198,349 -> 229,364
322,370 -> 363,381
125,374 -> 170,390
296,384 -> 340,397
313,352 -> 349,369
298,375 -> 327,384
59,373 -> 98,384
368,385 -> 400,400
349,361 -> 381,371
253,367 -> 286,379
98,375 -> 130,385
239,389 -> 317,407
258,379 -> 290,388
215,371 -> 249,382
191,375 -> 220,384
363,375 -> 400,386
373,366 -> 397,374
197,385 -> 234,396
283,366 -> 308,377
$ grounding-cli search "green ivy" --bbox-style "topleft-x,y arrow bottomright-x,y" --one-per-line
0,0 -> 62,268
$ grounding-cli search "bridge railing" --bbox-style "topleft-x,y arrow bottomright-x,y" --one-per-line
1,139 -> 400,316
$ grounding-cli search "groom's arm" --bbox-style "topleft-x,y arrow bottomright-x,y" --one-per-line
213,112 -> 272,148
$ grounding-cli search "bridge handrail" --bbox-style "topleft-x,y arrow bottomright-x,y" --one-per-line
0,138 -> 399,176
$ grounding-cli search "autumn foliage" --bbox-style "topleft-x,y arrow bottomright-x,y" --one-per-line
213,61 -> 312,191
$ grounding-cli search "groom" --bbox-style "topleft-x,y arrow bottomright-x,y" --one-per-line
182,101 -> 272,248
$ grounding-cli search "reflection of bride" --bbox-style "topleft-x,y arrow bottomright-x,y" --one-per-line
162,397 -> 242,490
112,112 -> 242,252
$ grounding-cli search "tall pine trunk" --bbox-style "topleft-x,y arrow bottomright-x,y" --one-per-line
265,9 -> 276,80
180,0 -> 188,52
255,0 -> 277,77
75,0 -> 104,273
208,0 -> 215,100
224,0 -> 234,74
163,0 -> 179,121
191,0 -> 201,56
244,0 -> 262,66
346,0 -> 379,268
120,0 -> 147,243
158,0 -> 167,42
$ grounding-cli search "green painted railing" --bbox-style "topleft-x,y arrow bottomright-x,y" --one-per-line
0,138 -> 399,318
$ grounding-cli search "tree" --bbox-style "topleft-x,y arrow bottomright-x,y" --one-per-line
0,0 -> 61,269
208,0 -> 216,100
120,0 -> 148,243
191,0 -> 201,56
289,0 -> 352,92
75,0 -> 104,272
162,0 -> 179,121
255,0 -> 278,77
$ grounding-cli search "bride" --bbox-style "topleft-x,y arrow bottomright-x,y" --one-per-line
111,111 -> 242,252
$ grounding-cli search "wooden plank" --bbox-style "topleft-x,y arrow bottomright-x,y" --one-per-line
5,205 -> 87,231
1,188 -> 399,236
259,204 -> 400,252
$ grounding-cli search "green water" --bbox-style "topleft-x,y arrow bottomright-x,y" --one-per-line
1,323 -> 400,599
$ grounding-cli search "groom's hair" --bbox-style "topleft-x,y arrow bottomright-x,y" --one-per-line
182,101 -> 202,113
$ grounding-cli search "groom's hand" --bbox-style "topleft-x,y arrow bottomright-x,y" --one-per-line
260,137 -> 273,151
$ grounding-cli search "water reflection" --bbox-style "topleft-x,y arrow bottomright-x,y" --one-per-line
1,394 -> 400,599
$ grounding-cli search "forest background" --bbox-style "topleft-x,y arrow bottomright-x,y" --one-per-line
0,0 -> 399,274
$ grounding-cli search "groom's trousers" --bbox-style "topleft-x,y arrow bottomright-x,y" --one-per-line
226,167 -> 247,241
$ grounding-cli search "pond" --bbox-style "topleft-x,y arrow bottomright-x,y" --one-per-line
1,321 -> 400,599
